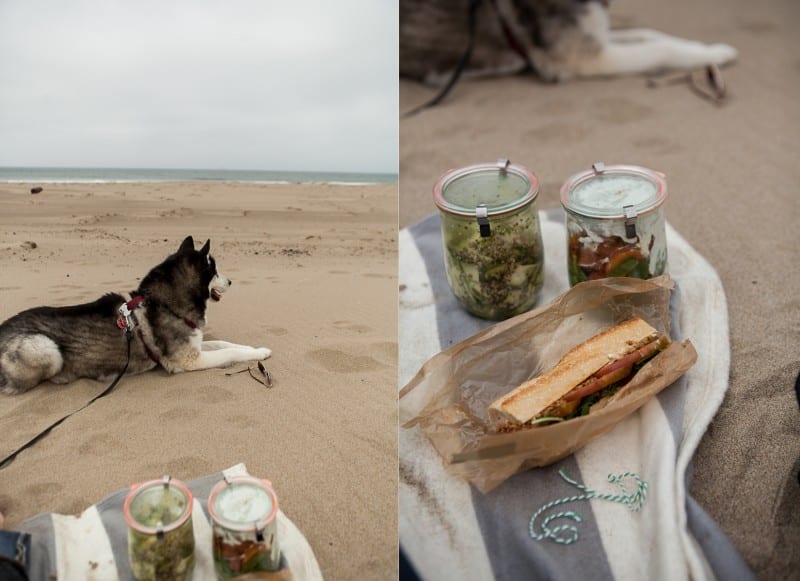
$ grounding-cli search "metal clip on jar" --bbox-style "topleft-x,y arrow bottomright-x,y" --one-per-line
561,162 -> 669,287
433,158 -> 545,320
208,475 -> 281,579
123,475 -> 196,581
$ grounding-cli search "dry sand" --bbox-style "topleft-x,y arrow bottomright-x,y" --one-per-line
0,180 -> 398,580
400,0 -> 799,578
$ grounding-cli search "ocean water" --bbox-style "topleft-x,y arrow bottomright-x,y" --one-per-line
0,166 -> 397,186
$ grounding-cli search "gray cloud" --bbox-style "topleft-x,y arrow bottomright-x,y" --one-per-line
0,0 -> 398,173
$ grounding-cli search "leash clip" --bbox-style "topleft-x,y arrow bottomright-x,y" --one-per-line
117,303 -> 135,330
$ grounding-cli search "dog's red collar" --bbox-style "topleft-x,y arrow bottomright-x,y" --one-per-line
490,0 -> 533,68
126,295 -> 145,310
118,296 -> 197,330
116,295 -> 160,364
137,328 -> 161,365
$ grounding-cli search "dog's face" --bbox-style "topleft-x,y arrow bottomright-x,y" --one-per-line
208,262 -> 231,302
177,236 -> 231,303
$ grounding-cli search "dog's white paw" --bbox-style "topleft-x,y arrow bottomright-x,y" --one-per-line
708,43 -> 738,65
255,347 -> 272,360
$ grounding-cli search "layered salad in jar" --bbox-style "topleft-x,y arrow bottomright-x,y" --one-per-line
566,213 -> 667,286
443,209 -> 544,320
127,485 -> 195,581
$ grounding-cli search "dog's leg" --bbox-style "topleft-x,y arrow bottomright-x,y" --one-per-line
180,346 -> 271,372
0,335 -> 63,394
575,31 -> 737,77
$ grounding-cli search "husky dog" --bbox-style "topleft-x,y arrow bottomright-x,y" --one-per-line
400,0 -> 737,85
0,236 -> 271,394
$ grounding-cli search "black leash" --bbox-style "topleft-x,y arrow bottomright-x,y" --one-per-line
402,0 -> 482,118
0,329 -> 132,470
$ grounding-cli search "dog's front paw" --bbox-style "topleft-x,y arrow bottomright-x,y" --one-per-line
708,43 -> 738,66
254,347 -> 272,360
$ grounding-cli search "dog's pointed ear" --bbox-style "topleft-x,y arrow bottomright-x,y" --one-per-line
178,236 -> 195,254
200,239 -> 211,256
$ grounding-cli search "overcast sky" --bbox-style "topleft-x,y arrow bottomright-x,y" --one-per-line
0,1 -> 398,174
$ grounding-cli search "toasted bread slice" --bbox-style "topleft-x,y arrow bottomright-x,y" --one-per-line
488,317 -> 659,426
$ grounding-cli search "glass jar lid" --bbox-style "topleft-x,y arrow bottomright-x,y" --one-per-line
208,475 -> 278,532
434,159 -> 539,217
124,476 -> 193,534
560,163 -> 667,219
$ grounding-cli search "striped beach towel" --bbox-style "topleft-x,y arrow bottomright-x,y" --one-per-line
5,463 -> 322,580
399,209 -> 753,580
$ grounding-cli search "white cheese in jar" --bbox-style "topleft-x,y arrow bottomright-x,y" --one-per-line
571,174 -> 658,214
213,482 -> 273,523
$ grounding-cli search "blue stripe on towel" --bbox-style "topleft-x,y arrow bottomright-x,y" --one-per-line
13,512 -> 56,581
472,457 -> 614,581
686,495 -> 756,581
408,214 -> 489,347
95,487 -> 131,578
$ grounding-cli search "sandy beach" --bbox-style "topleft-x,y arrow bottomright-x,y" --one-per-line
399,0 -> 798,578
0,180 -> 398,579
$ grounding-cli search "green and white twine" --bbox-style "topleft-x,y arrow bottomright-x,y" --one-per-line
529,468 -> 648,545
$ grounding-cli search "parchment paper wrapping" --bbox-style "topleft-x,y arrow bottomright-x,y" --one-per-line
399,275 -> 698,493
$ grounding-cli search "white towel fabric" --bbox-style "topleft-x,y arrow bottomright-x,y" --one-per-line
399,209 -> 752,581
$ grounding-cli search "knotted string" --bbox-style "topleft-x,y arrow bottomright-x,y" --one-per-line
529,468 -> 648,545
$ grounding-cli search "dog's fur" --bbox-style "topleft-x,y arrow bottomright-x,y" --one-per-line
400,0 -> 737,85
0,236 -> 270,394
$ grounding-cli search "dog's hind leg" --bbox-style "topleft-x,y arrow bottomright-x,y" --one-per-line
0,334 -> 63,394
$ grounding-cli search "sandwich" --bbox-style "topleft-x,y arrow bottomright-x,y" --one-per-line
488,317 -> 669,430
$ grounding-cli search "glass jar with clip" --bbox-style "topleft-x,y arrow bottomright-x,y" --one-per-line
123,475 -> 195,581
208,474 -> 281,579
561,162 -> 669,287
433,158 -> 545,320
